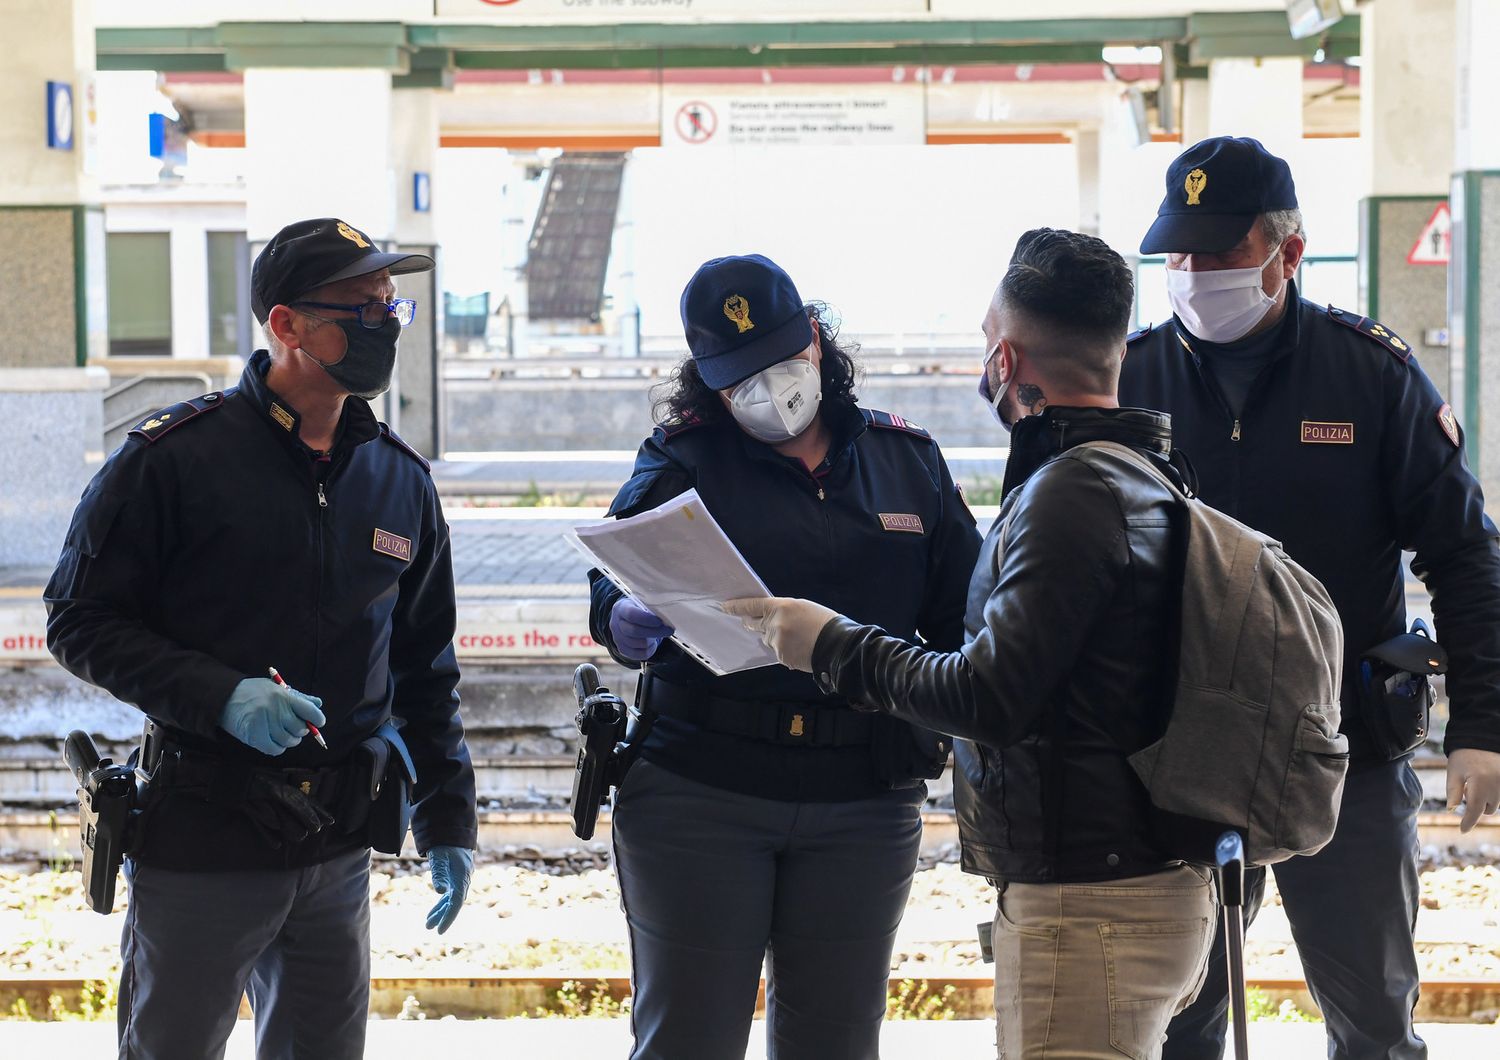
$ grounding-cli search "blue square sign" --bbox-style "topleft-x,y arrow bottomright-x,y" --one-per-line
46,81 -> 74,151
413,172 -> 432,213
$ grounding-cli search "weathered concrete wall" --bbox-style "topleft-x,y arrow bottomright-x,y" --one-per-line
444,373 -> 1002,452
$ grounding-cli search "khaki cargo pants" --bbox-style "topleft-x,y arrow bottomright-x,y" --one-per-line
992,864 -> 1217,1059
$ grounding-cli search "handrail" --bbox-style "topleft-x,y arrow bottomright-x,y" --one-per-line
103,372 -> 213,434
103,372 -> 213,404
444,353 -> 980,381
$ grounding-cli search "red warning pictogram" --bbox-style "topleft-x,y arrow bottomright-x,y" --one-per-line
674,101 -> 718,144
1408,203 -> 1451,266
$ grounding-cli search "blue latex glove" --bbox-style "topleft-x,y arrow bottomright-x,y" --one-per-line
219,678 -> 325,756
425,846 -> 474,934
609,596 -> 675,661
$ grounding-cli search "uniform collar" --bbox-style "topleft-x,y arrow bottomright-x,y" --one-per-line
241,349 -> 381,451
1171,278 -> 1304,364
733,398 -> 867,473
1000,406 -> 1173,499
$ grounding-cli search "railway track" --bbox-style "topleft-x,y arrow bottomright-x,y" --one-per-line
3,756 -> 1496,859
1,973 -> 1496,1023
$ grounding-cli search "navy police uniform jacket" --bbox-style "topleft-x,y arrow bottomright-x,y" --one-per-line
1119,284 -> 1500,760
45,350 -> 478,869
588,401 -> 982,801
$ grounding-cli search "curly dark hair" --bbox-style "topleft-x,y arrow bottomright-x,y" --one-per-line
650,303 -> 861,426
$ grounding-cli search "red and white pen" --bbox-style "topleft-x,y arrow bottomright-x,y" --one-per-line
267,666 -> 328,750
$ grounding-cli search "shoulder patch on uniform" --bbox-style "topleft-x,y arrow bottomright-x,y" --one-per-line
1126,324 -> 1153,344
378,423 -> 431,471
1327,306 -> 1412,363
654,412 -> 708,441
127,393 -> 225,444
1438,403 -> 1462,449
861,408 -> 932,440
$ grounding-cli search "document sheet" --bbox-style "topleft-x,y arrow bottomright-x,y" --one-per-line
570,489 -> 779,675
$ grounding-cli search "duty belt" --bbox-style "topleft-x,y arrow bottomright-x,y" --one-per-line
645,679 -> 875,748
140,718 -> 344,806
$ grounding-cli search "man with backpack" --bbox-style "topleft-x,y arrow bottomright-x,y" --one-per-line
724,228 -> 1320,1058
1121,137 -> 1500,1060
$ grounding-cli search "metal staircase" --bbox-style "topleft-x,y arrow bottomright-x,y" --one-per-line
525,153 -> 626,323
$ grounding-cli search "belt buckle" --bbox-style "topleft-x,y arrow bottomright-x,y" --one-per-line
778,706 -> 812,744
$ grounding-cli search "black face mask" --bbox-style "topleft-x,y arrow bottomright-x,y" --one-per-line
301,316 -> 400,399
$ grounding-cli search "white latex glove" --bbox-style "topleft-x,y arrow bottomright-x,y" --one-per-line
722,597 -> 840,673
1446,747 -> 1500,833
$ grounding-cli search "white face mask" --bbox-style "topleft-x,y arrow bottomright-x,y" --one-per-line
1166,243 -> 1283,343
729,355 -> 822,443
978,342 -> 1012,431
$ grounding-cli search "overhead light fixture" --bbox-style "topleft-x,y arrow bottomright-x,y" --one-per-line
1286,0 -> 1343,41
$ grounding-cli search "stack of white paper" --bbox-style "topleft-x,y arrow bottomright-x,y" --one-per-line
569,489 -> 778,675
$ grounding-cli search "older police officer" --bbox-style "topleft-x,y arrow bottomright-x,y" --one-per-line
589,254 -> 981,1059
46,218 -> 478,1060
1120,137 -> 1500,1059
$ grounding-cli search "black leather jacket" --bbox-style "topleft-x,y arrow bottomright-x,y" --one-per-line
812,407 -> 1184,883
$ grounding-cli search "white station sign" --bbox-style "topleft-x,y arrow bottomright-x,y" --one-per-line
438,0 -> 922,18
661,86 -> 925,148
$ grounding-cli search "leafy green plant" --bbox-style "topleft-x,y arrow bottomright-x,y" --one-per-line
511,480 -> 592,508
1242,988 -> 1320,1023
886,978 -> 957,1021
532,979 -> 630,1019
6,979 -> 116,1022
960,476 -> 1005,507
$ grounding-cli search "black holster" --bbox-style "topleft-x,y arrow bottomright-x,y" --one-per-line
1359,618 -> 1448,760
570,664 -> 634,841
63,731 -> 138,914
338,721 -> 418,854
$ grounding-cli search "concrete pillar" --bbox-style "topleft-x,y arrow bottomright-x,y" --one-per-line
1206,57 -> 1303,152
0,0 -> 106,368
244,69 -> 411,431
244,69 -> 396,244
391,88 -> 442,458
1451,0 -> 1500,490
1181,78 -> 1212,148
1357,0 -> 1456,393
1076,127 -> 1103,237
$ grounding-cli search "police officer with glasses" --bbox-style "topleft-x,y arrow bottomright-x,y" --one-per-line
589,253 -> 981,1060
46,217 -> 478,1060
1120,136 -> 1500,1060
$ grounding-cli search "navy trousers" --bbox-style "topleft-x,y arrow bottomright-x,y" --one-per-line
611,758 -> 925,1060
1163,757 -> 1426,1060
117,846 -> 372,1060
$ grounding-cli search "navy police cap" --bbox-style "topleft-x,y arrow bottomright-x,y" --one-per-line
252,217 -> 434,325
1140,136 -> 1299,255
680,254 -> 813,391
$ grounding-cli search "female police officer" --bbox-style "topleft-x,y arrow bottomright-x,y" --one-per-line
587,254 -> 981,1059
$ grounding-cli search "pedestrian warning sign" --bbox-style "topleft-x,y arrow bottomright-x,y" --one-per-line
1408,203 -> 1451,265
674,102 -> 717,144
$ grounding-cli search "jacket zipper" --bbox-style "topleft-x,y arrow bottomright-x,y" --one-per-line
313,473 -> 326,681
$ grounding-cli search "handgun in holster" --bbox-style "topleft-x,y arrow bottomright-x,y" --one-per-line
569,664 -> 654,841
63,730 -> 138,914
1359,618 -> 1449,761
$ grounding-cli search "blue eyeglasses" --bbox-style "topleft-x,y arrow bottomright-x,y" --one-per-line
293,299 -> 417,329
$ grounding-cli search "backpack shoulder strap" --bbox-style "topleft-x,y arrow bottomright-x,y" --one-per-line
1077,440 -> 1188,500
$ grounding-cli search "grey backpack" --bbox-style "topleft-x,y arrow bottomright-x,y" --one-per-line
1087,442 -> 1349,867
